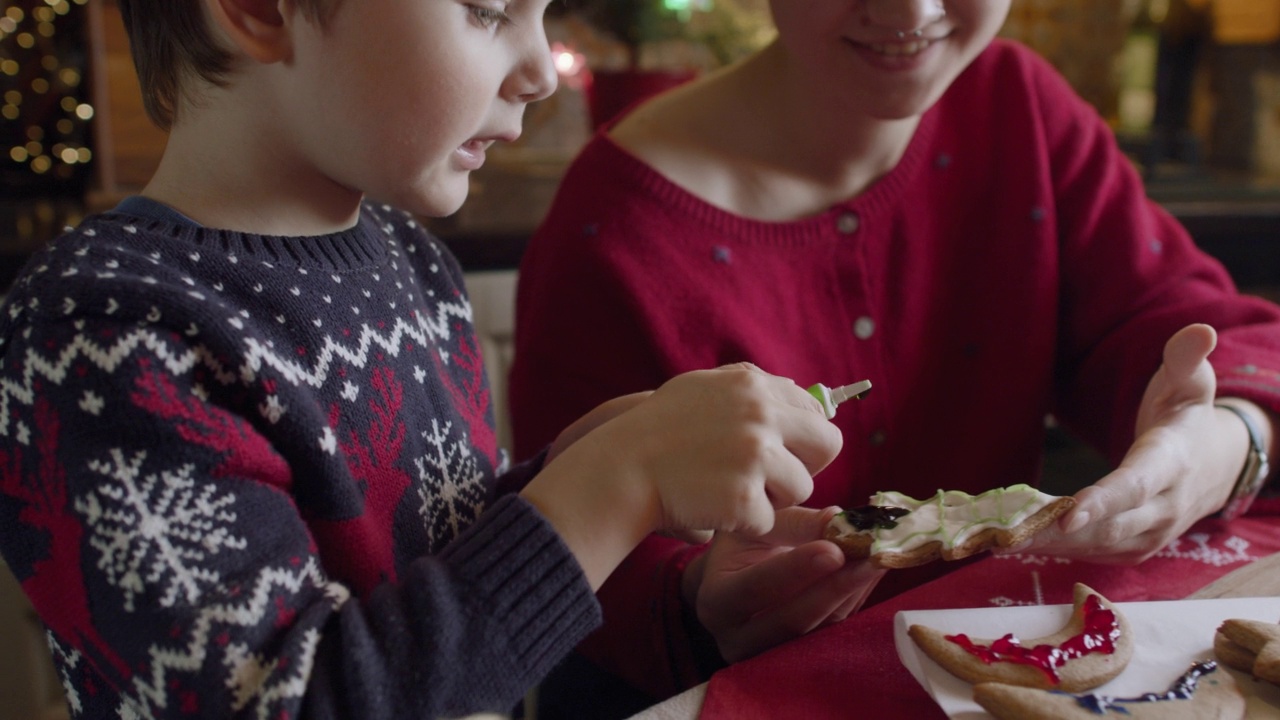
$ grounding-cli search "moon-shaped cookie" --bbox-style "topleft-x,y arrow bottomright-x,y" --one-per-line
908,583 -> 1134,692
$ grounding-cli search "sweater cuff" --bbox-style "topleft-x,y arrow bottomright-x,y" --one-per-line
495,446 -> 550,496
1215,364 -> 1280,414
441,494 -> 601,680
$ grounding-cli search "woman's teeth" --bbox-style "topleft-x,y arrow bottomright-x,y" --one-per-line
868,40 -> 931,56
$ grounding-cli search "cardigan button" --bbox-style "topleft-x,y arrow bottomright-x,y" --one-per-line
853,315 -> 875,340
836,212 -> 861,235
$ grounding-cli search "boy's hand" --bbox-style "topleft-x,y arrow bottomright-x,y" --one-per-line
1033,324 -> 1256,563
683,506 -> 885,663
608,363 -> 842,536
522,363 -> 842,589
547,391 -> 653,463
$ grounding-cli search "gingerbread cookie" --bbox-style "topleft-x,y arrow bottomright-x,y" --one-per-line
908,583 -> 1134,692
972,661 -> 1245,719
824,485 -> 1074,569
1214,617 -> 1280,686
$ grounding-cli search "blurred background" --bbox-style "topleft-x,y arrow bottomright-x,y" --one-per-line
2,0 -> 1280,292
3,1 -> 1280,718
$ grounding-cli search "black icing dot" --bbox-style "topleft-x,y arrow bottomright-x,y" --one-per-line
841,505 -> 910,531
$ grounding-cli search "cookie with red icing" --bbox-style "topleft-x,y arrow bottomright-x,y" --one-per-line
908,583 -> 1134,692
973,660 -> 1245,719
824,485 -> 1074,569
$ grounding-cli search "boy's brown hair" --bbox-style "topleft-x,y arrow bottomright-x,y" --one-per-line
117,0 -> 333,131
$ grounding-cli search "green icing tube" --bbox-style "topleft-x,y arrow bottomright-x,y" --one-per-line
806,380 -> 872,419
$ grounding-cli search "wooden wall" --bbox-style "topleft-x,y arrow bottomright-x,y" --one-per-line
86,0 -> 166,210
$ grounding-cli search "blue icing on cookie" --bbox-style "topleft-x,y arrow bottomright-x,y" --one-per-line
1068,661 -> 1219,715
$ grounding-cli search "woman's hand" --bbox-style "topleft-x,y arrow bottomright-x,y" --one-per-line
683,506 -> 884,663
1033,324 -> 1251,564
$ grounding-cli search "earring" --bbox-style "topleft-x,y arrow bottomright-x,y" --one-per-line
896,30 -> 906,39
913,29 -> 923,37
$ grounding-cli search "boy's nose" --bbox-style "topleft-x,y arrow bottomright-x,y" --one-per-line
507,34 -> 559,105
863,0 -> 947,36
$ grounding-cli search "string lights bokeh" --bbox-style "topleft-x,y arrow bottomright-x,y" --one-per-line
662,0 -> 714,20
1,0 -> 92,194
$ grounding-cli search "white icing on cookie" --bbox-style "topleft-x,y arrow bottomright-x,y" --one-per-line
831,484 -> 1058,556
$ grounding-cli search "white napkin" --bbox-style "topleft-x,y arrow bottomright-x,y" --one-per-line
625,683 -> 707,720
894,596 -> 1280,719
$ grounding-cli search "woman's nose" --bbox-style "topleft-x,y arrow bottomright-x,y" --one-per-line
863,0 -> 947,36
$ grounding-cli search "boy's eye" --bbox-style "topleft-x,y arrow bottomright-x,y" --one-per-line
468,4 -> 512,28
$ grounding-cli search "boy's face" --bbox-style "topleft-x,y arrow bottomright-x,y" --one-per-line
769,0 -> 1011,121
279,0 -> 558,217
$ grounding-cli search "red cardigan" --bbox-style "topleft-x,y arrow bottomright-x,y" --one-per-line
511,39 -> 1280,699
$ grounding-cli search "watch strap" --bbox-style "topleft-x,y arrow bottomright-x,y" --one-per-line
1215,402 -> 1271,521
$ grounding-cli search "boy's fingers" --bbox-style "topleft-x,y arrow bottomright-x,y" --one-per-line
720,362 -> 833,418
704,364 -> 845,475
776,404 -> 844,476
657,528 -> 713,544
761,446 -> 815,509
756,506 -> 840,545
734,491 -> 778,536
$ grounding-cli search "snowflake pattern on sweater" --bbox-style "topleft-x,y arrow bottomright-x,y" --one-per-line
0,204 -> 599,719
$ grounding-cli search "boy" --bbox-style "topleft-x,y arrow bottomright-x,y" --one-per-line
0,0 -> 848,717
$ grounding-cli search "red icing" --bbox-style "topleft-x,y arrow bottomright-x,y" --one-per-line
943,594 -> 1119,684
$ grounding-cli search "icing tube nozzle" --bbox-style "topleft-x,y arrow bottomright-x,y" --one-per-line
807,379 -> 873,419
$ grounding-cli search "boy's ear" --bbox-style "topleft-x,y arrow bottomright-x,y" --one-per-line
205,0 -> 293,64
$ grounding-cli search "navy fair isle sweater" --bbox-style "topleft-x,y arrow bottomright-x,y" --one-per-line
0,202 -> 600,719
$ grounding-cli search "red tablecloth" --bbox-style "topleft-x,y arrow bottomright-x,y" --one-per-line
698,514 -> 1280,719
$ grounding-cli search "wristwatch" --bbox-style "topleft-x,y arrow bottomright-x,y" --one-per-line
1215,403 -> 1271,521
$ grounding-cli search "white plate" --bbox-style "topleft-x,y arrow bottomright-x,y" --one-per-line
894,596 -> 1280,719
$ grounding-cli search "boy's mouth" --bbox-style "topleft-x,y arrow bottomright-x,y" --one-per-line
455,140 -> 492,171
